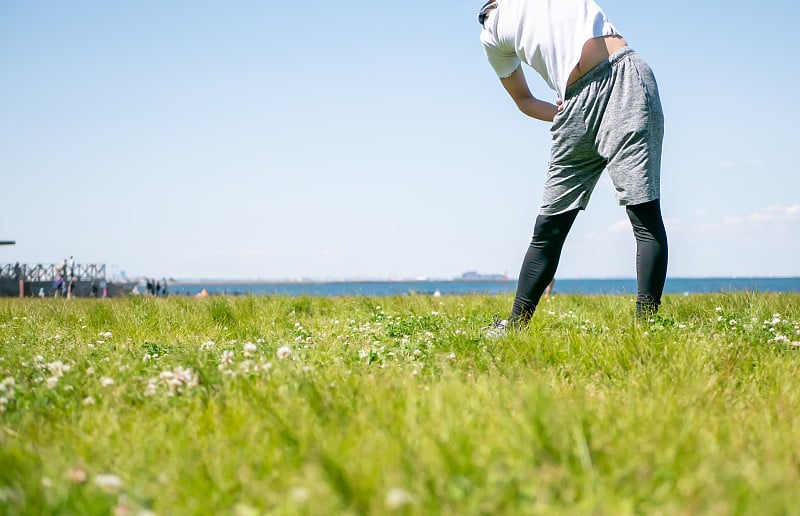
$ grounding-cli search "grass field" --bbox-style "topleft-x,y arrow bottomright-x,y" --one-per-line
1,293 -> 799,515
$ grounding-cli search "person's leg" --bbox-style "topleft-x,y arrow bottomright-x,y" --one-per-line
510,208 -> 579,324
626,199 -> 668,317
598,50 -> 666,317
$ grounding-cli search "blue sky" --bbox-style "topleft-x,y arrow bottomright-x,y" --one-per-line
1,1 -> 798,281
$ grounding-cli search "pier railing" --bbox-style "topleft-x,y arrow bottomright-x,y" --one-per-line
0,263 -> 107,282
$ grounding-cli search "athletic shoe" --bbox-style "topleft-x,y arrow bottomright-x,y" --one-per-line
483,314 -> 508,338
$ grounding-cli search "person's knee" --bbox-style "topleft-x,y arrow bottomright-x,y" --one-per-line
532,210 -> 578,246
626,200 -> 667,242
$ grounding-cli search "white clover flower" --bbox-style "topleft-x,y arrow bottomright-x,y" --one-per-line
0,377 -> 14,391
151,366 -> 199,395
200,340 -> 216,351
774,334 -> 790,343
82,396 -> 96,406
47,361 -> 71,378
220,350 -> 235,366
276,346 -> 291,360
100,377 -> 114,387
678,324 -> 687,329
67,467 -> 88,484
254,360 -> 273,372
98,331 -> 113,339
243,342 -> 257,357
144,379 -> 158,396
86,367 -> 95,376
448,353 -> 457,360
290,486 -> 310,502
729,319 -> 737,326
174,367 -> 197,386
94,473 -> 123,494
46,376 -> 59,389
385,487 -> 412,510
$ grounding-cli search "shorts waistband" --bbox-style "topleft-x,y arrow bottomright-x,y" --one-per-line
564,46 -> 635,99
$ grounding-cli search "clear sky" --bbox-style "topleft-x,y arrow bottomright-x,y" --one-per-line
1,1 -> 798,281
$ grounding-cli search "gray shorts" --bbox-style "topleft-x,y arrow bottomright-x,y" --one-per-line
542,47 -> 664,215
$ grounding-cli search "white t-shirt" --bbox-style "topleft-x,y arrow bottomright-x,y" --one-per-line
480,0 -> 618,100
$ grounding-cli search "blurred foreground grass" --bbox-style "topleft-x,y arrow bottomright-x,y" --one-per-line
1,293 -> 799,515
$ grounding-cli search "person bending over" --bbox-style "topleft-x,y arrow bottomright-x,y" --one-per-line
479,0 -> 668,330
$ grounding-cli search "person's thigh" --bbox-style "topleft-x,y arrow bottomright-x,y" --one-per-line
543,93 -> 606,215
598,52 -> 664,206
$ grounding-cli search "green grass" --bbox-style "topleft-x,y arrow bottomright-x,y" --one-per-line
1,293 -> 799,515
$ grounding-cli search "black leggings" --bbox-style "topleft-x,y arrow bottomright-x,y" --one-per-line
510,199 -> 668,323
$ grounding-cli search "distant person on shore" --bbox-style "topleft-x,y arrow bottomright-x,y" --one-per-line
57,258 -> 67,278
479,0 -> 668,335
53,275 -> 63,297
67,276 -> 77,299
543,278 -> 555,298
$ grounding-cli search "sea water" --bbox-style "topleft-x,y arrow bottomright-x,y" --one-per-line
167,277 -> 800,297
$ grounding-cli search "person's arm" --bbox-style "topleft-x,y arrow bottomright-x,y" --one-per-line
500,66 -> 559,122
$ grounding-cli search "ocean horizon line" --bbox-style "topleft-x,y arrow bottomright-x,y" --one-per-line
168,275 -> 800,285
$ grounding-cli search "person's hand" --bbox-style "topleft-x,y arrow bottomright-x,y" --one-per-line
556,99 -> 564,113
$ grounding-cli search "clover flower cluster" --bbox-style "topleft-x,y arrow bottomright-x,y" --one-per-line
215,341 -> 292,377
0,377 -> 15,412
31,357 -> 74,390
144,366 -> 199,396
762,313 -> 800,347
713,308 -> 800,347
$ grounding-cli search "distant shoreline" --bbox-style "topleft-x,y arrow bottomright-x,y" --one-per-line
169,276 -> 800,286
169,278 -> 515,286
